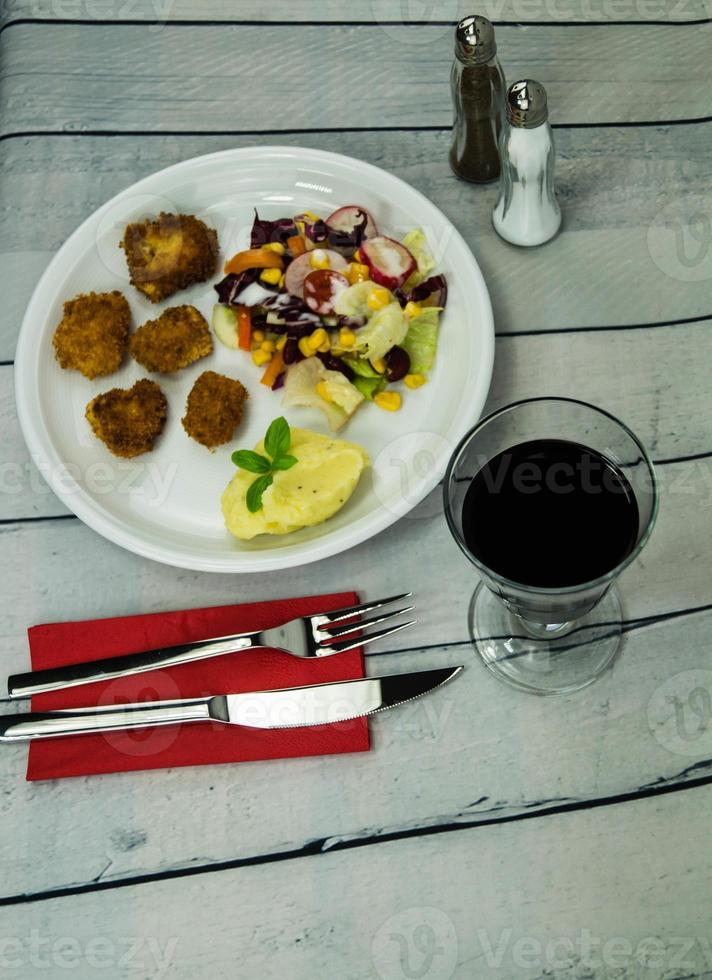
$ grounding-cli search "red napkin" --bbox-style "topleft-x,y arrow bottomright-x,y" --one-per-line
26,592 -> 370,781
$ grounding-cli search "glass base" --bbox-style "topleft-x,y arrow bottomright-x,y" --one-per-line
469,583 -> 623,696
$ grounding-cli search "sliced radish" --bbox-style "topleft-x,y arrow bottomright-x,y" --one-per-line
303,270 -> 350,316
360,236 -> 416,290
283,249 -> 347,298
326,205 -> 378,242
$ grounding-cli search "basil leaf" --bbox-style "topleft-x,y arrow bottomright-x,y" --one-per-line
246,474 -> 273,513
264,416 -> 290,460
231,450 -> 271,474
271,454 -> 298,471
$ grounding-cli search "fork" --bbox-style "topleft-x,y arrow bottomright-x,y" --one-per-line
7,593 -> 415,701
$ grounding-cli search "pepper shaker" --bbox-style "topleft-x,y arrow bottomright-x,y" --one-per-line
492,80 -> 562,246
449,15 -> 506,184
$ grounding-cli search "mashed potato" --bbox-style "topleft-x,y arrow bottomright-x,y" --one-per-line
222,427 -> 369,540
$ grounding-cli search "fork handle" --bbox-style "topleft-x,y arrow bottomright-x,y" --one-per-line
0,697 -> 214,742
7,634 -> 256,701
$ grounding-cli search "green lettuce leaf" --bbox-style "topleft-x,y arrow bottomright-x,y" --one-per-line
402,228 -> 436,289
402,307 -> 441,374
352,376 -> 386,401
348,302 -> 408,362
342,356 -> 381,379
283,356 -> 364,431
333,280 -> 379,320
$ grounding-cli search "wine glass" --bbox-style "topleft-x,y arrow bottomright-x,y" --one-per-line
443,397 -> 659,695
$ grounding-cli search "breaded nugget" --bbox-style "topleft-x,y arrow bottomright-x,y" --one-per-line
52,290 -> 130,380
182,371 -> 248,449
121,212 -> 218,303
130,305 -> 213,373
86,379 -> 167,458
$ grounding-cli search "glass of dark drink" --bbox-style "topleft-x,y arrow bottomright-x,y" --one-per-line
443,398 -> 658,694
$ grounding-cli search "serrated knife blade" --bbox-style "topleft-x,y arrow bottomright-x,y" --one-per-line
0,667 -> 464,742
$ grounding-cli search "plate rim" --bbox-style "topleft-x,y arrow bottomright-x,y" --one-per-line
14,144 -> 495,573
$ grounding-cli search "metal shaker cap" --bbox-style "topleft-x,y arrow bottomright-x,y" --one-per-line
454,15 -> 496,64
506,79 -> 549,128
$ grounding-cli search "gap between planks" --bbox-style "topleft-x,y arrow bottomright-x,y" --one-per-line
2,17 -> 712,31
1,754 -> 711,909
3,115 -> 712,141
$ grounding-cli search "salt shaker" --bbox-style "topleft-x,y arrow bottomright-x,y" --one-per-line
492,79 -> 562,246
449,15 -> 505,184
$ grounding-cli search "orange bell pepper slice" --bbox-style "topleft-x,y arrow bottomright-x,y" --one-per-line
260,350 -> 285,387
287,234 -> 306,257
224,248 -> 284,276
236,305 -> 252,351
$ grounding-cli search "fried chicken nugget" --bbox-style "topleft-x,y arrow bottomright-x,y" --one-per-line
52,290 -> 130,380
182,371 -> 248,449
121,212 -> 218,303
130,305 -> 213,373
86,379 -> 167,458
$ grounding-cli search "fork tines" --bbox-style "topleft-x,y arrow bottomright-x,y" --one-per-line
316,593 -> 415,654
318,592 -> 413,625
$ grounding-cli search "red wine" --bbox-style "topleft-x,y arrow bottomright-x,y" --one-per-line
461,439 -> 639,588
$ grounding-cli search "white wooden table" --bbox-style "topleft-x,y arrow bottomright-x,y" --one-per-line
1,3 -> 712,977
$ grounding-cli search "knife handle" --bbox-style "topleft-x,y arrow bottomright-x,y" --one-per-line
0,697 -> 214,742
7,634 -> 256,701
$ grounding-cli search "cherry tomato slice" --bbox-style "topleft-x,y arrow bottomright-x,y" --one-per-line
303,270 -> 349,316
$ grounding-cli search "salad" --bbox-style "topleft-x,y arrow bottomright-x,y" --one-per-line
212,205 -> 447,430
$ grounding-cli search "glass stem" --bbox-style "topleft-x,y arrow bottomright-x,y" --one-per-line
515,616 -> 575,639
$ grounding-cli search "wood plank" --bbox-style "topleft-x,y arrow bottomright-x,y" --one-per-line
1,785 -> 712,980
1,608 -> 712,897
1,23 -> 710,135
1,126 -> 709,361
4,313 -> 712,521
3,0 -> 710,24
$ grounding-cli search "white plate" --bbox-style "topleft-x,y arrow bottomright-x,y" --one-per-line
15,146 -> 494,573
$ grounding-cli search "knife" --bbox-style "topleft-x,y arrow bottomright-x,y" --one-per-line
0,666 -> 463,742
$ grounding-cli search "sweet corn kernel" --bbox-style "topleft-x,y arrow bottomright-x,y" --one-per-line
370,357 -> 387,375
252,329 -> 265,343
298,337 -> 314,359
252,348 -> 272,367
309,249 -> 331,270
260,267 -> 282,285
276,335 -> 287,352
263,242 -> 286,255
316,381 -> 333,403
308,327 -> 329,351
374,391 -> 402,412
278,273 -> 286,289
339,327 -> 356,347
301,210 -> 321,224
260,339 -> 276,353
367,287 -> 391,311
346,262 -> 370,285
403,301 -> 422,319
404,373 -> 427,389
353,248 -> 362,262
